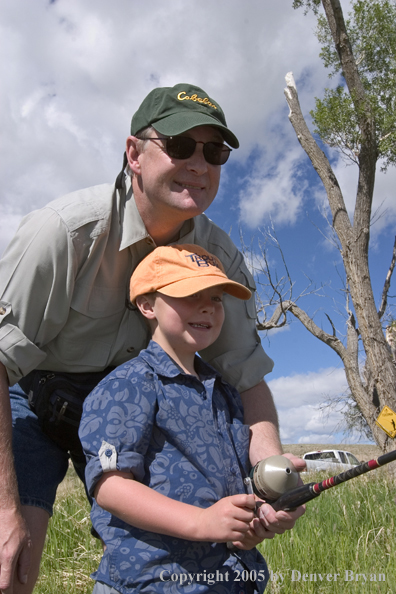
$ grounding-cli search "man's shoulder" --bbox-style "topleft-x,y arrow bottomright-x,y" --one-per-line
194,214 -> 244,278
194,213 -> 242,272
45,183 -> 116,233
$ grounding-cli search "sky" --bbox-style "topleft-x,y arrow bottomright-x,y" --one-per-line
1,0 -> 395,446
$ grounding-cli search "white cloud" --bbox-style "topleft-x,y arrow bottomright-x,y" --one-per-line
297,433 -> 342,445
268,367 -> 350,444
4,0 -> 388,240
238,97 -> 396,236
238,145 -> 309,227
269,367 -> 348,407
0,0 -> 326,224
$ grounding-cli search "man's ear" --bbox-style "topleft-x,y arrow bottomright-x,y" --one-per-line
135,294 -> 156,320
126,136 -> 142,176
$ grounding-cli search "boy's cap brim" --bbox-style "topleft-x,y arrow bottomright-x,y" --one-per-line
130,244 -> 251,304
157,276 -> 251,301
131,83 -> 239,149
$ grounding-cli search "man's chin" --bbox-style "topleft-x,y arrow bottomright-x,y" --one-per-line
171,193 -> 214,216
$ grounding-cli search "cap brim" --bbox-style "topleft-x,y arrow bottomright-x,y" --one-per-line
153,113 -> 239,149
157,276 -> 251,300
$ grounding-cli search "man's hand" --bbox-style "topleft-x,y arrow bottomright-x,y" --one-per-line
0,362 -> 32,592
0,509 -> 31,592
256,500 -> 305,534
282,452 -> 306,474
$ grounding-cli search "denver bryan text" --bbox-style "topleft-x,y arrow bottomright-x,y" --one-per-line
290,570 -> 386,583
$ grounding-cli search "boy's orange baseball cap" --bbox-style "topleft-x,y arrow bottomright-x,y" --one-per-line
130,244 -> 252,303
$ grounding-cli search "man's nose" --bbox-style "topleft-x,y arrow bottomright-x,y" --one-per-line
185,142 -> 208,175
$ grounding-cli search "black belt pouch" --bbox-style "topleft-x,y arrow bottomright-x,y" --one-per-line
19,369 -> 112,456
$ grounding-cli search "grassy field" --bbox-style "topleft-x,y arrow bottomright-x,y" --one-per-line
261,473 -> 396,592
35,469 -> 102,593
35,445 -> 395,593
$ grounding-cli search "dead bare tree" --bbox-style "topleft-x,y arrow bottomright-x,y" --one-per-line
254,0 -> 396,453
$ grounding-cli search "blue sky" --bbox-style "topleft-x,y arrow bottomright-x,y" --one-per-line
1,0 -> 395,445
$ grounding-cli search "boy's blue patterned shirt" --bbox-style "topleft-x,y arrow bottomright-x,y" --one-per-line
80,340 -> 269,593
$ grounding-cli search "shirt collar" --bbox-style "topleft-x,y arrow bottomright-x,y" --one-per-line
140,340 -> 220,381
118,176 -> 197,252
118,176 -> 150,251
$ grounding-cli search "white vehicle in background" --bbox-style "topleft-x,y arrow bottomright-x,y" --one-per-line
302,449 -> 361,472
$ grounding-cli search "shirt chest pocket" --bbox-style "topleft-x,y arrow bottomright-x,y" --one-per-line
71,281 -> 127,317
51,283 -> 127,368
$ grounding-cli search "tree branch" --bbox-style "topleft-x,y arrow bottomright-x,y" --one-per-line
321,0 -> 377,239
258,299 -> 348,361
284,72 -> 352,248
378,236 -> 396,320
321,0 -> 368,117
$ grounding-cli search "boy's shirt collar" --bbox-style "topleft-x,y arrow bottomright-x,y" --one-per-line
139,339 -> 221,382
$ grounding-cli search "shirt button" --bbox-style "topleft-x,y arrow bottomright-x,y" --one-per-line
105,449 -> 113,458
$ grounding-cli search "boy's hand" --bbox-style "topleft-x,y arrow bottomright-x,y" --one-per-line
230,516 -> 275,549
230,502 -> 305,550
196,494 -> 256,543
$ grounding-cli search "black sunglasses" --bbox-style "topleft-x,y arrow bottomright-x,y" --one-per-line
138,136 -> 232,166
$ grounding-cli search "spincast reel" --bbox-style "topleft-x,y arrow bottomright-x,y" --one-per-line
250,455 -> 299,501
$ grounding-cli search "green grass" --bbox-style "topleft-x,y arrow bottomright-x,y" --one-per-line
260,469 -> 396,593
35,467 -> 101,593
35,467 -> 396,593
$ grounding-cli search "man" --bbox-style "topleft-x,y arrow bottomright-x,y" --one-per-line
0,83 -> 305,594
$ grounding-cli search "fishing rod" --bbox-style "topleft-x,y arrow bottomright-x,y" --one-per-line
248,449 -> 396,512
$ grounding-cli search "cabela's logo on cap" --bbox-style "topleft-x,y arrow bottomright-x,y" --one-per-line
177,91 -> 217,110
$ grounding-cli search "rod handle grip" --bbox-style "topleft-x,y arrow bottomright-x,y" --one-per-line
269,482 -> 320,511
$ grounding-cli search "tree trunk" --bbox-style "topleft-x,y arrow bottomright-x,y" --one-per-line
284,71 -> 396,456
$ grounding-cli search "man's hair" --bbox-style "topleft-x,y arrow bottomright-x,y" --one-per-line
135,125 -> 156,148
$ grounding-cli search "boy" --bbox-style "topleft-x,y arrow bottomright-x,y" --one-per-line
79,244 -> 270,594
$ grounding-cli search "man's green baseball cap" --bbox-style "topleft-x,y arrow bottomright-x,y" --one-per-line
130,83 -> 239,149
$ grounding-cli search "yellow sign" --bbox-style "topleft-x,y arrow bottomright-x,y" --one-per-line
376,406 -> 396,439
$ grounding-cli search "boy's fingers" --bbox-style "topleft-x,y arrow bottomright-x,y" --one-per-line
231,493 -> 256,510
